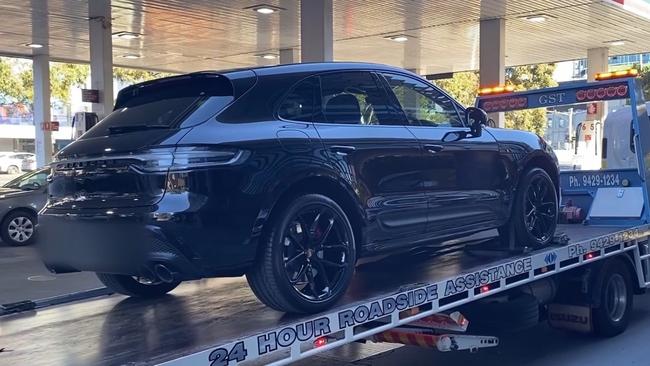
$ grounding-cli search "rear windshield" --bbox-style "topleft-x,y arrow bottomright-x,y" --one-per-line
83,75 -> 234,138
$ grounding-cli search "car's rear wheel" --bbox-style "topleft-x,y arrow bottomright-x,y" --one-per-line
247,194 -> 356,313
507,167 -> 558,248
7,165 -> 19,175
2,210 -> 36,246
96,273 -> 180,298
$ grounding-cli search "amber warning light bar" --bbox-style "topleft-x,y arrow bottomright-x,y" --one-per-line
478,84 -> 515,96
595,68 -> 638,81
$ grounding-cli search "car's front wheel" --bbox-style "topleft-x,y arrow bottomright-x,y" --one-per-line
508,167 -> 558,248
2,210 -> 36,246
96,273 -> 180,298
7,165 -> 19,175
247,194 -> 356,313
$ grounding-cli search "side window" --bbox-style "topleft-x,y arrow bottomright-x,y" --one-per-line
382,73 -> 463,127
278,76 -> 318,122
318,72 -> 397,125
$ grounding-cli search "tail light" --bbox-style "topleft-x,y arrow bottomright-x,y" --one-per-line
135,146 -> 249,173
52,147 -> 249,174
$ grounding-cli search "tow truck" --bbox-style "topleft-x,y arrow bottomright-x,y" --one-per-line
1,71 -> 650,366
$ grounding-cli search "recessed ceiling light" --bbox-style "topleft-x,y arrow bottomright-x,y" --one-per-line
247,4 -> 284,14
385,35 -> 410,42
256,7 -> 275,14
25,43 -> 44,48
113,31 -> 141,40
525,15 -> 547,22
523,14 -> 550,23
122,53 -> 141,59
258,53 -> 278,60
606,40 -> 626,46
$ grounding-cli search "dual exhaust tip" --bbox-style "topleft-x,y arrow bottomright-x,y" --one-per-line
142,263 -> 176,283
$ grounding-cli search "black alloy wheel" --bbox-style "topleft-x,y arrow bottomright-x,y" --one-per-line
523,173 -> 558,243
282,204 -> 352,302
508,167 -> 558,248
247,194 -> 356,313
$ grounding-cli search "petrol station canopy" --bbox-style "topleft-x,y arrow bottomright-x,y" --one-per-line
1,0 -> 650,74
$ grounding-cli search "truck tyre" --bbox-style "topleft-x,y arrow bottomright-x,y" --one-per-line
96,273 -> 180,298
507,167 -> 558,248
592,260 -> 633,337
247,194 -> 356,313
461,293 -> 540,334
1,210 -> 36,246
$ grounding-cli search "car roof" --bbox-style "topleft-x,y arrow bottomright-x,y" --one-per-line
132,62 -> 420,88
221,62 -> 416,76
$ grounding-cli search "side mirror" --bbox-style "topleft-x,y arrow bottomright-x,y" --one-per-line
465,107 -> 488,137
442,130 -> 468,142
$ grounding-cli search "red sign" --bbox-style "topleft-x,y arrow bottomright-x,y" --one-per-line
41,121 -> 59,131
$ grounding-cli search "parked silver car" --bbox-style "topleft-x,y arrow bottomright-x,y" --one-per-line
0,167 -> 49,245
0,152 -> 35,174
21,155 -> 37,172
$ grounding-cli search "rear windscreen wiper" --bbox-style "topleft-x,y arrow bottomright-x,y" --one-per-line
107,124 -> 170,134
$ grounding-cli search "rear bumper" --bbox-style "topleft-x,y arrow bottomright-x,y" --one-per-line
38,204 -> 258,280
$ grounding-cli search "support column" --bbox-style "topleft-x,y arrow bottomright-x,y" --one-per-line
300,0 -> 333,62
33,55 -> 52,167
479,18 -> 506,127
89,0 -> 113,120
584,47 -> 609,169
587,47 -> 609,81
280,48 -> 299,64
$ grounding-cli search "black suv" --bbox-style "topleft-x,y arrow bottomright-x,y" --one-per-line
39,63 -> 559,313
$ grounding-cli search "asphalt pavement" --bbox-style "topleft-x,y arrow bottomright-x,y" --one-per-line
0,243 -> 104,305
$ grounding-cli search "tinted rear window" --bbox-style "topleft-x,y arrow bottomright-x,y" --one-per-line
83,75 -> 234,138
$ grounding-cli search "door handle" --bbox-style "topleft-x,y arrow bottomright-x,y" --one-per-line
330,145 -> 357,155
423,144 -> 444,153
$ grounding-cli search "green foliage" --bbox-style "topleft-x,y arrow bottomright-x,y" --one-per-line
639,65 -> 650,101
50,63 -> 89,104
0,57 -> 30,103
433,71 -> 479,107
433,64 -> 557,135
504,64 -> 557,136
113,67 -> 174,85
0,57 -> 174,109
11,61 -> 90,107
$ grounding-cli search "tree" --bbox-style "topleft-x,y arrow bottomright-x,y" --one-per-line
113,67 -> 174,85
639,65 -> 650,101
433,71 -> 479,107
50,63 -> 89,104
432,64 -> 557,135
504,64 -> 557,136
0,57 -> 30,103
17,62 -> 89,107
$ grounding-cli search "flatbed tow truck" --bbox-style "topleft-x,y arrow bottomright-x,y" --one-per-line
2,72 -> 650,366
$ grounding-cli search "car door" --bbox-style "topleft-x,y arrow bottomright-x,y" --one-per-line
380,72 -> 507,238
312,71 -> 428,251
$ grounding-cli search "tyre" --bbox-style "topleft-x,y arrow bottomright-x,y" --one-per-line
460,293 -> 540,334
247,194 -> 357,313
96,273 -> 180,298
1,210 -> 36,246
7,165 -> 19,175
592,260 -> 633,337
508,167 -> 558,248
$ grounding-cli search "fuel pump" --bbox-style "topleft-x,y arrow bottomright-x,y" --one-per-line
71,111 -> 99,140
573,103 -> 604,170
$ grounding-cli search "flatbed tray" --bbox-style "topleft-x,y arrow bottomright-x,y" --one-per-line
0,225 -> 639,366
